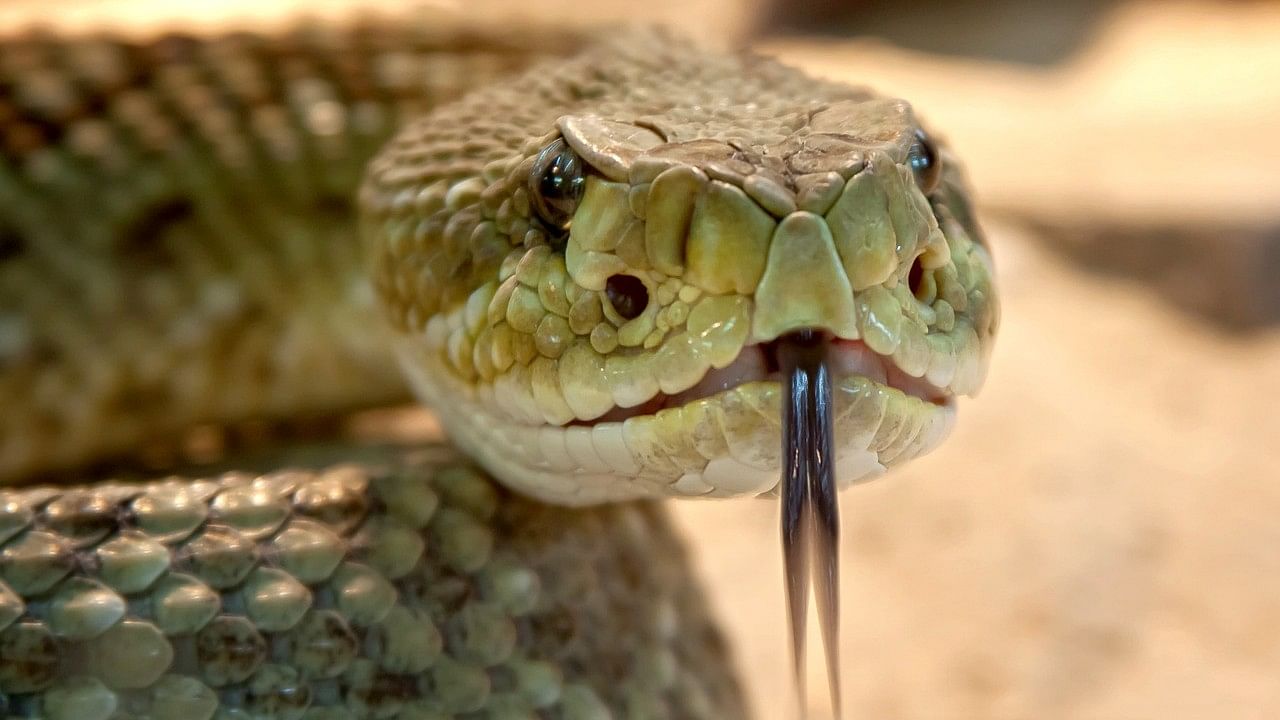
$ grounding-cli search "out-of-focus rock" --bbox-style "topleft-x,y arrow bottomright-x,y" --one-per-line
1029,221 -> 1280,329
758,0 -> 1114,65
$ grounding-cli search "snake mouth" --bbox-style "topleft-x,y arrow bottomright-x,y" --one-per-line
581,337 -> 951,426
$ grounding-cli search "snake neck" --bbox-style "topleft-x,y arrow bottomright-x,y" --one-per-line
0,17 -> 584,483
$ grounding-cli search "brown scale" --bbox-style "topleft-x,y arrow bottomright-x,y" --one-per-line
0,17 -> 582,483
0,446 -> 744,717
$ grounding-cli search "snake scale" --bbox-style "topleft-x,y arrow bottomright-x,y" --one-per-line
0,10 -> 998,719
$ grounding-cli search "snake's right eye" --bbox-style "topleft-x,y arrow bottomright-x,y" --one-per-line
529,138 -> 586,232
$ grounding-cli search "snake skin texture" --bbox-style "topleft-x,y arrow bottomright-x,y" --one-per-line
0,8 -> 999,718
0,16 -> 751,718
0,18 -> 580,482
363,29 -> 997,504
0,444 -> 743,719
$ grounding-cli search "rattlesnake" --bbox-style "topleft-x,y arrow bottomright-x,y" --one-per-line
0,12 -> 997,719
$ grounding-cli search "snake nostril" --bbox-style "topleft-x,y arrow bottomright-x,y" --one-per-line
604,274 -> 649,321
908,257 -> 926,298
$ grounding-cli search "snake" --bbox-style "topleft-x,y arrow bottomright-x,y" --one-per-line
0,11 -> 998,720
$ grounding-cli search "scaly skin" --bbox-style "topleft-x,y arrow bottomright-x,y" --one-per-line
0,17 -> 747,718
363,30 -> 997,504
0,16 -> 582,482
0,445 -> 744,718
0,11 -> 999,719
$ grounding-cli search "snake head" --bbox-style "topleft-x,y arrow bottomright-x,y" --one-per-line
363,32 -> 997,504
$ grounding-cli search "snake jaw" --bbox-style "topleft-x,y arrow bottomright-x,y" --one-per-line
395,319 -> 956,506
584,337 -> 951,425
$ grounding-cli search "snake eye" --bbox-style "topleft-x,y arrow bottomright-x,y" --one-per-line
604,274 -> 649,321
908,128 -> 943,195
529,138 -> 586,232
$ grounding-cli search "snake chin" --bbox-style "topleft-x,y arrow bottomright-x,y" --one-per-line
582,338 -> 951,426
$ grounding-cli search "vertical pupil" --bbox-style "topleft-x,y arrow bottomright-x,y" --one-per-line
533,147 -> 583,229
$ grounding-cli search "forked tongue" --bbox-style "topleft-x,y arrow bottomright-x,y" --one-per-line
778,330 -> 841,718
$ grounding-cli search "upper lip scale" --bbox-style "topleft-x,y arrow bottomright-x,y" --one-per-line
581,340 -> 948,425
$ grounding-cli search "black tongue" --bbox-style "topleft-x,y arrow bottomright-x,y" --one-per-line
778,330 -> 842,718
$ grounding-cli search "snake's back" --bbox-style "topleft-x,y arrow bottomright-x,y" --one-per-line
0,16 -> 578,481
0,445 -> 744,718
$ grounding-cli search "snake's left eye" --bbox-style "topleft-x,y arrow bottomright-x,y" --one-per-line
529,138 -> 586,232
908,128 -> 943,195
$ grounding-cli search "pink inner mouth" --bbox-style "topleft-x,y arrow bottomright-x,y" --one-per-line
586,339 -> 949,425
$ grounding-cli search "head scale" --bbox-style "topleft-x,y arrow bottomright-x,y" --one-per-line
362,30 -> 997,505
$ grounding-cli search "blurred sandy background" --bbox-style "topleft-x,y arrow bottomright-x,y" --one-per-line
5,1 -> 1280,717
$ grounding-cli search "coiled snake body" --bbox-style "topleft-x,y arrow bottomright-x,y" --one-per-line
0,14 -> 996,719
